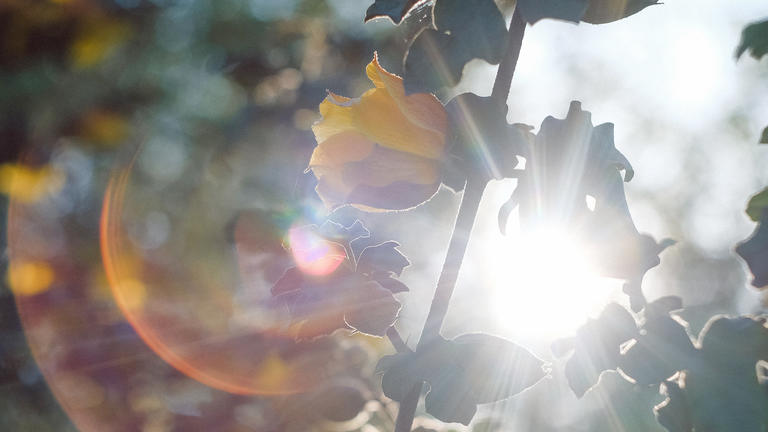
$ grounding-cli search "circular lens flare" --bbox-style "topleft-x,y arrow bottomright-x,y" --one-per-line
288,226 -> 346,276
99,163 -> 334,395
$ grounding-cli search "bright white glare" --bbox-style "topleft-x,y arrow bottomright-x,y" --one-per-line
488,225 -> 621,339
666,29 -> 724,106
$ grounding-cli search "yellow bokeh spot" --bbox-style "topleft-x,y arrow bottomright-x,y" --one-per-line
70,19 -> 130,68
0,163 -> 65,203
254,352 -> 291,392
8,260 -> 55,296
116,278 -> 147,311
80,109 -> 129,145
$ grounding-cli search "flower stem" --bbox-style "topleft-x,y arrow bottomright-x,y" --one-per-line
393,7 -> 526,430
417,178 -> 487,345
393,177 -> 486,432
491,7 -> 526,105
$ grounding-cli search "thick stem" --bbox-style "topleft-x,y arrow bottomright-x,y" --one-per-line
393,178 -> 486,432
387,326 -> 409,353
418,178 -> 486,346
393,7 -> 526,431
490,7 -> 526,105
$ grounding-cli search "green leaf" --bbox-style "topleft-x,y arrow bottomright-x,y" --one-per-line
517,0 -> 589,24
581,0 -> 660,25
736,213 -> 768,288
273,268 -> 401,340
365,0 -> 424,24
681,316 -> 768,432
445,93 -> 531,183
761,125 -> 768,144
619,305 -> 696,386
516,0 -> 659,25
654,380 -> 693,432
403,0 -> 507,94
510,101 -> 670,295
316,219 -> 370,246
554,303 -> 638,397
378,334 -> 547,425
746,187 -> 768,222
356,241 -> 410,277
736,19 -> 768,60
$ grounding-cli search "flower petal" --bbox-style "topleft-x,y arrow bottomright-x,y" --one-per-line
348,181 -> 439,211
366,54 -> 448,138
313,88 -> 444,159
309,131 -> 376,209
342,145 -> 439,187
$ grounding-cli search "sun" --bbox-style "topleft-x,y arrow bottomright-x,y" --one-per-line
485,224 -> 623,339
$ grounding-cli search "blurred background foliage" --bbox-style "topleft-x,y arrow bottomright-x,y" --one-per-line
0,0 -> 767,431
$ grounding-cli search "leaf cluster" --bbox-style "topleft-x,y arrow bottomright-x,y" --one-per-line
555,298 -> 768,432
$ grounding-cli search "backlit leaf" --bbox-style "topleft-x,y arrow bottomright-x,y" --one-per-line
555,303 -> 638,397
736,213 -> 768,288
403,0 -> 507,94
317,219 -> 370,246
510,102 -> 670,300
581,0 -> 660,25
365,0 -> 424,24
516,0 -> 589,24
378,334 -> 547,425
654,380 -> 693,432
736,19 -> 768,60
680,315 -> 768,432
619,305 -> 696,386
357,241 -> 410,277
745,187 -> 768,222
445,93 -> 531,183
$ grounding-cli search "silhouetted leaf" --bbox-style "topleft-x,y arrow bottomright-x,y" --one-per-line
736,19 -> 768,60
316,219 -> 370,246
581,0 -> 660,25
273,267 -> 401,340
516,0 -> 589,24
619,304 -> 696,386
357,241 -> 410,277
516,0 -> 658,24
378,334 -> 547,425
510,102 -> 670,298
555,303 -> 638,397
654,380 -> 693,432
272,266 -> 305,297
745,187 -> 768,222
404,0 -> 507,94
761,126 -> 768,144
365,0 -> 423,24
374,275 -> 410,293
736,213 -> 768,288
445,93 -> 531,183
272,220 -> 411,339
646,295 -> 684,314
679,315 -> 768,432
344,281 -> 402,336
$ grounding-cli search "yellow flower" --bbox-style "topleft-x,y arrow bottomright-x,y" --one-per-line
309,54 -> 447,211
